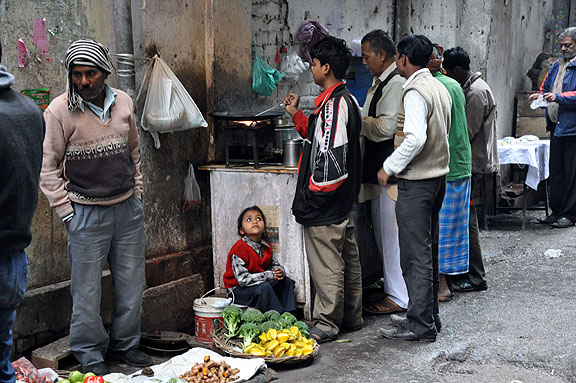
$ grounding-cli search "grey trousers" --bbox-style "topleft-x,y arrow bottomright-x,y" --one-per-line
396,177 -> 445,337
303,218 -> 363,337
67,195 -> 146,367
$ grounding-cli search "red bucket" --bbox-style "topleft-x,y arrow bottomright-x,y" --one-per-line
193,289 -> 231,343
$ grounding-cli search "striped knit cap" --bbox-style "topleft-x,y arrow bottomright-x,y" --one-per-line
64,39 -> 112,111
427,43 -> 445,73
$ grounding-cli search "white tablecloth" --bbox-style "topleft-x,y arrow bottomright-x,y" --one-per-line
497,140 -> 550,190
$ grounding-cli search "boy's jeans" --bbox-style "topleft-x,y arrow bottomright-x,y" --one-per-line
0,251 -> 28,383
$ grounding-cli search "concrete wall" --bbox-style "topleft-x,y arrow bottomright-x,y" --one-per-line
251,0 -> 395,112
1,0 -> 113,289
251,0 -> 568,137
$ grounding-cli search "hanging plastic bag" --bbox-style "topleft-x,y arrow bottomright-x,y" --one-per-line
252,54 -> 285,96
183,163 -> 201,211
279,49 -> 309,81
140,55 -> 208,149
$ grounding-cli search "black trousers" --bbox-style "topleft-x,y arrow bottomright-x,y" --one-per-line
549,134 -> 576,221
232,277 -> 297,314
396,176 -> 445,337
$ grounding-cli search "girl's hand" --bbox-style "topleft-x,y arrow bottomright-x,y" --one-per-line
273,267 -> 285,280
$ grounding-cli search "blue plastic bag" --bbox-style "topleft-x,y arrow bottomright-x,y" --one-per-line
252,55 -> 285,96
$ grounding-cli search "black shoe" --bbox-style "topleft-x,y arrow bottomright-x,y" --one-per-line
390,314 -> 407,328
550,217 -> 575,228
106,348 -> 152,367
452,281 -> 488,292
537,214 -> 559,224
82,362 -> 108,376
379,326 -> 436,342
390,314 -> 441,333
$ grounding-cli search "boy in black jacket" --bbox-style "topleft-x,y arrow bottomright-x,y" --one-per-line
283,36 -> 363,343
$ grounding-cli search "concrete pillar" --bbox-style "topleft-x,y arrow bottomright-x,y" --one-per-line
112,0 -> 136,97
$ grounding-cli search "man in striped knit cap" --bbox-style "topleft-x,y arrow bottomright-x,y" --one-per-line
40,39 -> 150,375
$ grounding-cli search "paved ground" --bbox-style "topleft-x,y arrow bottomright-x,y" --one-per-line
274,211 -> 576,383
106,211 -> 576,382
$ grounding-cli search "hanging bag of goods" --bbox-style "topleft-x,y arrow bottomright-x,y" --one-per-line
140,54 -> 208,148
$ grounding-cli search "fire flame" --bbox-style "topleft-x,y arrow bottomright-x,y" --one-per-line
234,120 -> 258,127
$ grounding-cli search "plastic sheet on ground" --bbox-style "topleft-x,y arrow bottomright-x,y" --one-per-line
103,348 -> 265,383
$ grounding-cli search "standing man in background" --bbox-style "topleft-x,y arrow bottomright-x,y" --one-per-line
378,34 -> 452,342
0,40 -> 45,383
40,39 -> 150,375
358,29 -> 408,315
528,27 -> 576,229
443,46 -> 496,292
427,45 -> 472,302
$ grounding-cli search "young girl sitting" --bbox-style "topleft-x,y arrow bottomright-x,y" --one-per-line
223,206 -> 297,314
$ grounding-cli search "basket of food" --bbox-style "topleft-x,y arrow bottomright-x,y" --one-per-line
210,306 -> 319,365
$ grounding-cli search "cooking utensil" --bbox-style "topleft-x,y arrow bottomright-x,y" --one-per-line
209,110 -> 284,121
255,103 -> 286,116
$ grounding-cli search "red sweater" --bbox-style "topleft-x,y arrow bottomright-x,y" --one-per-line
223,239 -> 273,288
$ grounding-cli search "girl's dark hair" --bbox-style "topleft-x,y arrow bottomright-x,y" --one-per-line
309,36 -> 352,79
237,205 -> 267,237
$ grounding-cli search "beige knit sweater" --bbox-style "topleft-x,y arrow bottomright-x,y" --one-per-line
40,89 -> 142,219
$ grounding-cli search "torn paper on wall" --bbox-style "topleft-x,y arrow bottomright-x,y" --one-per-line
33,18 -> 51,62
17,38 -> 30,68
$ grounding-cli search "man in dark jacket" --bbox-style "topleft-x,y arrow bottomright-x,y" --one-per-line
0,41 -> 45,383
283,36 -> 363,343
529,26 -> 576,228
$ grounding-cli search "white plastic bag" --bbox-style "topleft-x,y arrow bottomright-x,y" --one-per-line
140,55 -> 208,148
279,49 -> 308,81
183,163 -> 201,211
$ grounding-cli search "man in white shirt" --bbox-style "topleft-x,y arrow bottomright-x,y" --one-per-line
377,34 -> 451,342
359,29 -> 408,315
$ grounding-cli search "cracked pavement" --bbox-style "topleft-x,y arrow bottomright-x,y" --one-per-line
276,212 -> 576,382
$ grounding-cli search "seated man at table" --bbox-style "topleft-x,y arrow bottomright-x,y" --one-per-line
528,27 -> 576,229
443,46 -> 498,292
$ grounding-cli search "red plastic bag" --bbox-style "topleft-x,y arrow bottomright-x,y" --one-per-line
11,357 -> 52,383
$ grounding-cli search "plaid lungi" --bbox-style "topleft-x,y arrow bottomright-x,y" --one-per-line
438,177 -> 471,274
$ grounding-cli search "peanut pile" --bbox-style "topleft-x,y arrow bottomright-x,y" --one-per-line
178,356 -> 240,383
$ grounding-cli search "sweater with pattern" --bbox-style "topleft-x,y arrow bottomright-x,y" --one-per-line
40,89 -> 142,219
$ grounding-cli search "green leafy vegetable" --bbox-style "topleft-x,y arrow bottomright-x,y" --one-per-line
239,322 -> 261,347
294,320 -> 310,338
242,308 -> 265,324
263,309 -> 281,322
280,311 -> 297,325
221,305 -> 243,337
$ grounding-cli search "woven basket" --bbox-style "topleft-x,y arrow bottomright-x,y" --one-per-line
210,327 -> 319,365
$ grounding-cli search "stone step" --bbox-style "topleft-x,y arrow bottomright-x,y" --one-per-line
31,336 -> 78,371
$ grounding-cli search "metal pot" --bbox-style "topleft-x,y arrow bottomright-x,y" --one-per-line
283,139 -> 303,168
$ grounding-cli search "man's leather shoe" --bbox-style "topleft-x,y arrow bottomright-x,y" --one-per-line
390,314 -> 407,328
551,217 -> 575,228
390,314 -> 441,333
452,281 -> 488,292
379,326 -> 436,342
107,348 -> 152,367
82,362 -> 108,376
537,214 -> 559,224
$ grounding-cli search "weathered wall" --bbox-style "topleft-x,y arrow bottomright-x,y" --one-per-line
0,0 -> 113,289
131,0 -> 212,256
251,0 -> 395,112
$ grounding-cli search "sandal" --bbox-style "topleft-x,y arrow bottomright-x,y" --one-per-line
309,326 -> 337,344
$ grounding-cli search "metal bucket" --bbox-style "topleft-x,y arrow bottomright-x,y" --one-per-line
283,139 -> 303,168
